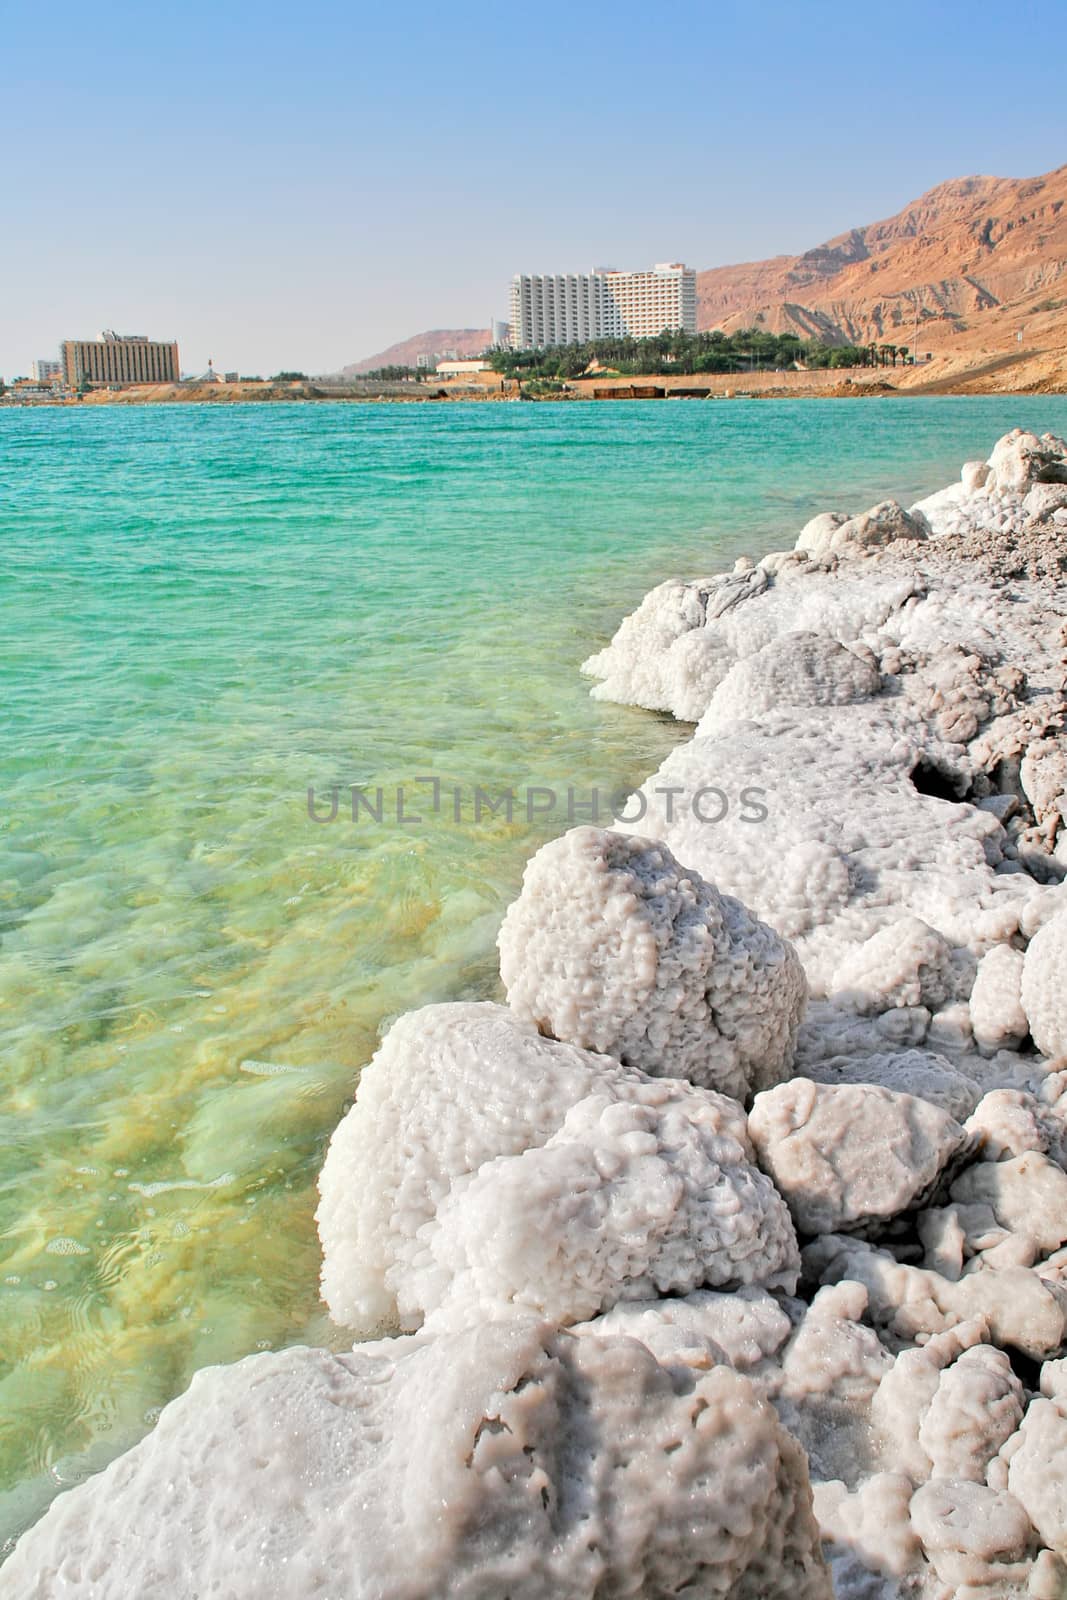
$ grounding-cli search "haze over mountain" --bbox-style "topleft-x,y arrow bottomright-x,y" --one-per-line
334,162 -> 1067,377
335,329 -> 491,377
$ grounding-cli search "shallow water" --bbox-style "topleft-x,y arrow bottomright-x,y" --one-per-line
3,394 -> 1067,1548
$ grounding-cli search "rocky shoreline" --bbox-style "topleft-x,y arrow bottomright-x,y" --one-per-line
7,429 -> 1067,1598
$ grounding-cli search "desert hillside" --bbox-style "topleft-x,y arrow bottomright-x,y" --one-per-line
696,163 -> 1067,359
331,328 -> 490,377
333,164 -> 1067,390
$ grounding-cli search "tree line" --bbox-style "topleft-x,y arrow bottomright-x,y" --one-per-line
486,329 -> 917,380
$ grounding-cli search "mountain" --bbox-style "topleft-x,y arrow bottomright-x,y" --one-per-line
694,163 -> 1067,353
328,328 -> 491,378
329,163 -> 1067,385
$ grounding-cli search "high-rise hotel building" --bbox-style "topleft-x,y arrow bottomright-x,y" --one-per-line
509,263 -> 696,349
62,331 -> 180,388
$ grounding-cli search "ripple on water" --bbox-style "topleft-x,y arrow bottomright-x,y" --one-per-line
4,396 -> 1067,1554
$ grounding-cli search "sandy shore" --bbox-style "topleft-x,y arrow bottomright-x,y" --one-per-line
7,428 -> 1067,1598
5,339 -> 1066,410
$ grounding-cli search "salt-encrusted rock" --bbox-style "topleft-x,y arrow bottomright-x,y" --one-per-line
905,642 -> 1026,748
925,1000 -> 976,1053
1020,886 -> 1067,942
969,943 -> 1029,1052
316,1002 -> 639,1333
807,1235 -> 1067,1360
909,1479 -> 1036,1591
917,1204 -> 969,1278
985,427 -> 1067,494
1030,1551 -> 1067,1600
796,510 -> 850,552
917,1344 -> 1025,1482
1007,1397 -> 1067,1559
871,1318 -> 990,1482
763,1282 -> 891,1487
695,631 -> 880,738
575,1285 -> 793,1376
777,1282 -> 892,1406
795,1001 -> 935,1067
1022,737 -> 1067,841
950,1150 -> 1067,1255
1022,909 -> 1067,1059
3,1320 -> 834,1600
498,828 -> 806,1100
1039,1358 -> 1067,1413
614,713 -> 1038,998
754,842 -> 854,946
420,1078 -> 800,1328
580,575 -> 741,720
965,1088 -> 1061,1163
830,917 -> 958,1015
961,459 -> 991,493
748,1080 -> 968,1236
583,557 -> 923,726
816,1475 -> 922,1588
795,500 -> 930,558
800,1047 -> 982,1120
1025,482 -> 1067,526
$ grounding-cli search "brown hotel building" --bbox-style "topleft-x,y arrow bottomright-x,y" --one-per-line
62,332 -> 180,388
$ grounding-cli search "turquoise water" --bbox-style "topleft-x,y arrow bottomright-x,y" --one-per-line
3,394 -> 1067,1549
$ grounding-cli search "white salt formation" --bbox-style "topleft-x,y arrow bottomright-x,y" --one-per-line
498,826 -> 806,1100
422,1078 -> 799,1326
748,1079 -> 970,1236
318,1000 -> 798,1335
798,1045 -> 982,1120
1022,907 -> 1067,1057
2,1319 -> 832,1599
795,499 -> 931,558
970,942 -> 1030,1052
12,429 -> 1067,1597
697,630 -> 881,737
316,1002 -> 639,1333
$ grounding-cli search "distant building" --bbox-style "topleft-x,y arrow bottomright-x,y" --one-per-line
435,359 -> 491,377
416,354 -> 432,370
62,331 -> 180,388
490,319 -> 511,348
509,263 -> 696,349
32,358 -> 62,384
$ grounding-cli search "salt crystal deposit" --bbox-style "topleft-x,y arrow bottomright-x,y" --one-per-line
497,825 -> 806,1099
0,1319 -> 832,1599
11,428 -> 1067,1597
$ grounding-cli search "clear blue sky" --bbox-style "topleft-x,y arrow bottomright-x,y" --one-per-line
3,0 -> 1062,377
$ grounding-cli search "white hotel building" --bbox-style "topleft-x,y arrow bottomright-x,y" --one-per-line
509,263 -> 696,349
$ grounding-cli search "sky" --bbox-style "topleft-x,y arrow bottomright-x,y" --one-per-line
2,0 -> 1063,377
